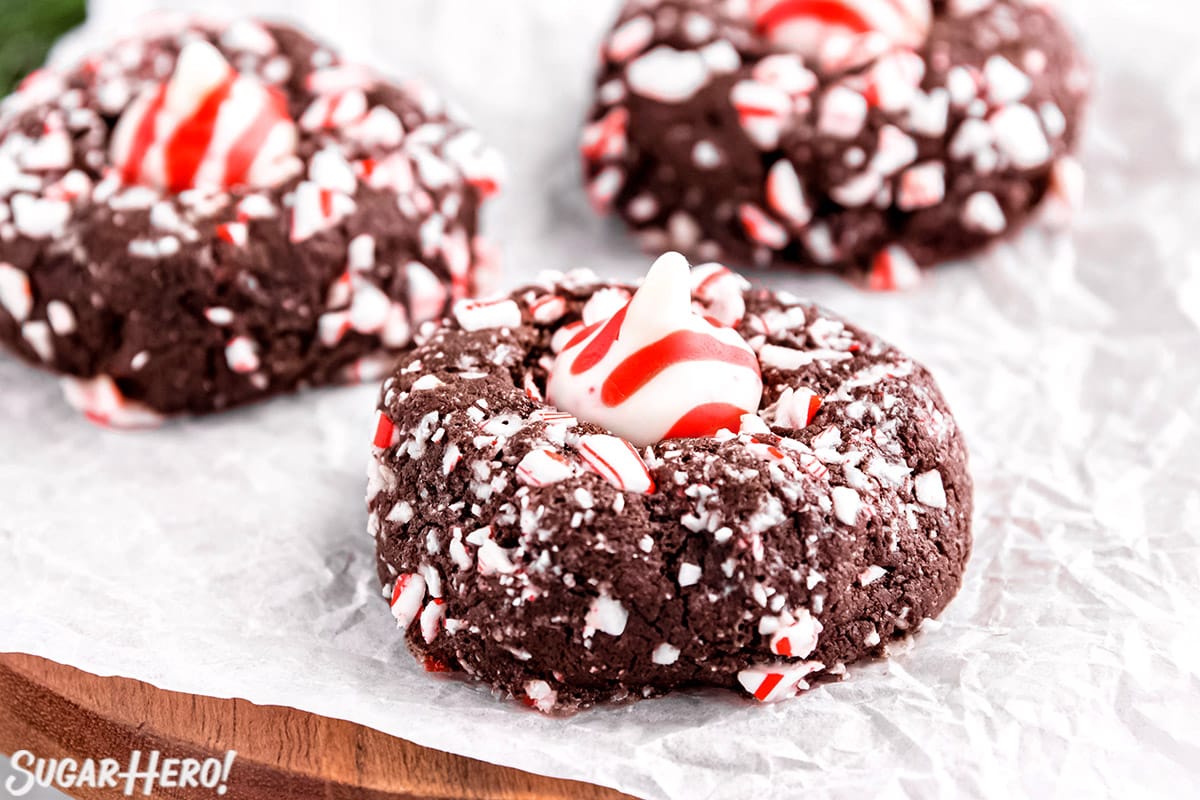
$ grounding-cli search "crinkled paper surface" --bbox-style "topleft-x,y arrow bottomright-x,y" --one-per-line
3,1 -> 1199,798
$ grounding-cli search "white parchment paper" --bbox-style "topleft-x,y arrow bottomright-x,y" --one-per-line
4,2 -> 1200,797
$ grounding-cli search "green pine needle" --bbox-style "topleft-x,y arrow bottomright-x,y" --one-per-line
0,0 -> 88,96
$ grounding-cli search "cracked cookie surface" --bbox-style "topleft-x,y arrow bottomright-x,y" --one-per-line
369,265 -> 972,711
0,17 -> 500,425
583,0 -> 1088,286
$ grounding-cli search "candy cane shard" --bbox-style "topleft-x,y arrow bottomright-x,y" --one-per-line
738,660 -> 825,702
771,386 -> 823,428
60,375 -> 164,429
389,573 -> 427,629
753,0 -> 932,58
453,297 -> 523,332
516,447 -> 579,487
768,609 -> 823,657
690,262 -> 749,328
867,245 -> 921,291
577,434 -> 655,494
372,410 -> 400,450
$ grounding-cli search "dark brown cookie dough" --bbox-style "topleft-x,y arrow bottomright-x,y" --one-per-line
582,0 -> 1089,288
368,263 -> 973,711
0,17 -> 501,426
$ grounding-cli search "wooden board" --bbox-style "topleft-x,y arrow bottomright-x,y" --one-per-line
0,653 -> 635,800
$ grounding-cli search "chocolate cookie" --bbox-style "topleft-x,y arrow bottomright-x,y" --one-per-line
369,252 -> 972,711
0,17 -> 501,426
583,0 -> 1088,288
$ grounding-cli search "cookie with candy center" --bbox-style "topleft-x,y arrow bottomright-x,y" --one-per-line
0,17 -> 502,425
583,0 -> 1089,287
369,252 -> 973,712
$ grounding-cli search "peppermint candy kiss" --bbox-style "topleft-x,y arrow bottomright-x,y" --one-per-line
111,40 -> 299,192
752,0 -> 932,58
546,252 -> 763,448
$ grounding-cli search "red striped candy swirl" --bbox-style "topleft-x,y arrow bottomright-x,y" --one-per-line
110,40 -> 298,193
546,252 -> 763,447
751,0 -> 931,58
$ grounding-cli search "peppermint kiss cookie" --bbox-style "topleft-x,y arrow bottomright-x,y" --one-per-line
583,0 -> 1088,287
369,252 -> 972,711
0,17 -> 501,426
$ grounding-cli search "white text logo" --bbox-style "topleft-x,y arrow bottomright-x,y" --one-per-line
5,749 -> 237,796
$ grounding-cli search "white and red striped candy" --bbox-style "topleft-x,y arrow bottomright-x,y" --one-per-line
737,660 -> 824,702
372,410 -> 399,450
739,204 -> 789,250
766,159 -> 812,229
752,54 -> 819,98
290,181 -> 355,242
772,386 -> 823,428
587,165 -> 625,213
110,41 -> 299,193
215,221 -> 248,246
528,293 -> 567,325
443,132 -> 504,199
419,598 -> 444,643
523,372 -> 545,402
607,15 -> 656,63
389,573 -> 427,628
860,48 -> 925,112
453,296 -> 522,332
577,434 -> 655,494
524,680 -> 558,713
44,170 -> 93,203
360,151 -> 415,194
14,69 -> 65,108
1043,156 -> 1085,227
530,408 -> 578,428
731,80 -> 792,150
896,162 -> 946,210
690,262 -> 749,328
224,335 -> 260,373
797,450 -> 830,480
60,375 -> 163,429
299,89 -> 368,131
745,438 -> 789,465
752,0 -> 931,59
516,447 -> 579,487
867,245 -> 921,291
767,609 -> 823,657
581,107 -> 630,164
546,252 -> 763,447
